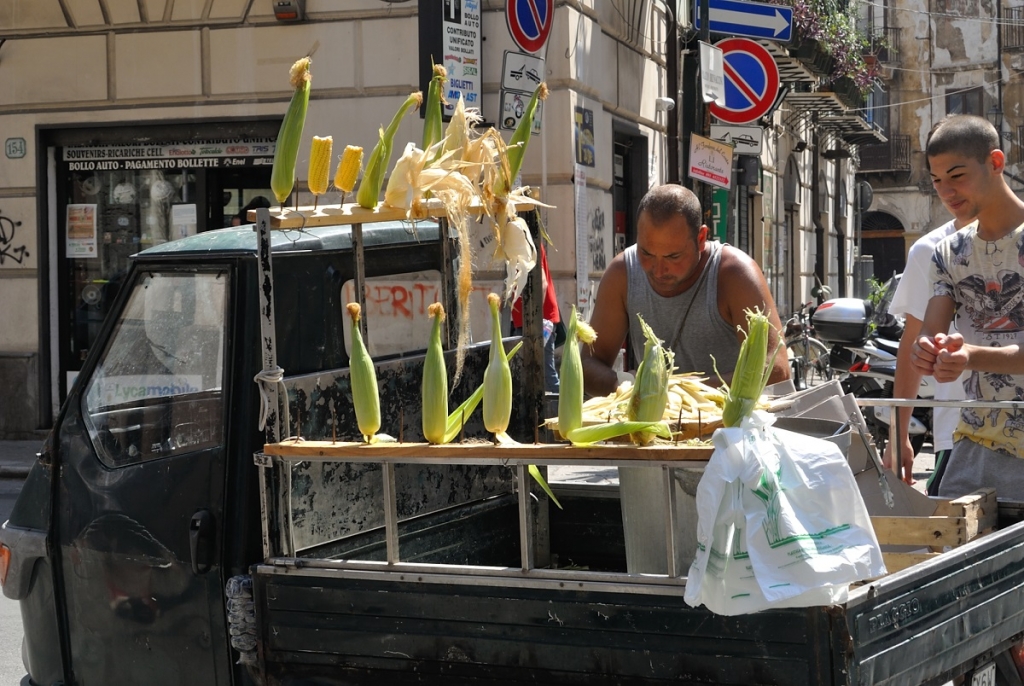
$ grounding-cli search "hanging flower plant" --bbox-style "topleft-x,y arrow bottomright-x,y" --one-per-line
770,0 -> 881,95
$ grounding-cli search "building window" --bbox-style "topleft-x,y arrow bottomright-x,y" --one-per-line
946,87 -> 984,116
1006,6 -> 1024,51
866,84 -> 890,135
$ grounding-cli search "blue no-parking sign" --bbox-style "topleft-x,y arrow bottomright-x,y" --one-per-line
506,0 -> 553,54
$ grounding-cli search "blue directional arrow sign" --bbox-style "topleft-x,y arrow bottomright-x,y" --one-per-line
695,0 -> 793,43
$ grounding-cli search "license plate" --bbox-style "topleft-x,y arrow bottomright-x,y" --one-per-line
970,661 -> 996,686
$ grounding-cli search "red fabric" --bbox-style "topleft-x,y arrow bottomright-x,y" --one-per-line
511,243 -> 560,328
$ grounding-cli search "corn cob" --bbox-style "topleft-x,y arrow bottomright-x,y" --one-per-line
482,293 -> 512,437
346,303 -> 380,442
627,314 -> 675,445
566,420 -> 672,446
270,57 -> 312,207
422,303 -> 448,444
494,82 -> 548,198
356,91 -> 423,209
557,306 -> 596,437
307,135 -> 332,210
442,341 -> 522,444
720,307 -> 780,428
422,63 -> 448,155
333,145 -> 363,205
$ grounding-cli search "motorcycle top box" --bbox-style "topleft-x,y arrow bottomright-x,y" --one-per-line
811,298 -> 873,344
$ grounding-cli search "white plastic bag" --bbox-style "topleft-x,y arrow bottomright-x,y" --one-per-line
684,411 -> 885,615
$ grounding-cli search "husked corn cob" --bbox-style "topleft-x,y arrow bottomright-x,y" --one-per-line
627,314 -> 674,445
482,293 -> 512,436
422,303 -> 448,444
333,145 -> 363,204
720,307 -> 779,428
270,57 -> 312,207
346,303 -> 380,442
356,91 -> 423,209
307,135 -> 332,209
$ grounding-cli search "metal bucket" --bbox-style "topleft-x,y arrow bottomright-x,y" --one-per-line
772,416 -> 852,457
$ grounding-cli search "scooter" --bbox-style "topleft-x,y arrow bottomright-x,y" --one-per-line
810,276 -> 934,451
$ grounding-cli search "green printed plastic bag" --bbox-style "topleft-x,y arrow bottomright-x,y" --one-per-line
684,411 -> 885,616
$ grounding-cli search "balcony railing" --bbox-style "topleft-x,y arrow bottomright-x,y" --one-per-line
865,26 -> 900,63
857,135 -> 911,173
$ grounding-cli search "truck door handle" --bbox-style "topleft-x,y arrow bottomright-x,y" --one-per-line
189,509 -> 215,575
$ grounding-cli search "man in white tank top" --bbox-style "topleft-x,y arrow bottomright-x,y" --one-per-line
582,184 -> 789,396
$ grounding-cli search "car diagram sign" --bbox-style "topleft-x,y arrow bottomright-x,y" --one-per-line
501,50 -> 545,93
709,37 -> 779,125
506,0 -> 554,54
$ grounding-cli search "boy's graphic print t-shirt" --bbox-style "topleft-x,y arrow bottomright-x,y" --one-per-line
932,221 -> 1024,458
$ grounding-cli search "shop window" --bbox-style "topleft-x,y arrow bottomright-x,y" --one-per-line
82,270 -> 228,467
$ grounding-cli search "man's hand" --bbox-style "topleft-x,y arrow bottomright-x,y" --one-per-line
883,435 -> 916,485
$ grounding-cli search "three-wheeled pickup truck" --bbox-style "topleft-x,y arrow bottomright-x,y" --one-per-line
3,203 -> 1024,686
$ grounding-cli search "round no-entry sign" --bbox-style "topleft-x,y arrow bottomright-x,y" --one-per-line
709,37 -> 780,125
506,0 -> 554,54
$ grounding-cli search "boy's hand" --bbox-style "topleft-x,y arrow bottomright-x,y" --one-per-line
933,333 -> 968,382
911,335 -> 940,374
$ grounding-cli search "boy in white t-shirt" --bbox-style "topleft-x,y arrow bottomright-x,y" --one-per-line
884,218 -> 969,491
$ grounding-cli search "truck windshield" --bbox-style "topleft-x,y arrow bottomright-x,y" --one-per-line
82,270 -> 228,467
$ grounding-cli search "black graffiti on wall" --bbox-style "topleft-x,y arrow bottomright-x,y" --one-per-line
589,207 -> 607,271
0,209 -> 29,265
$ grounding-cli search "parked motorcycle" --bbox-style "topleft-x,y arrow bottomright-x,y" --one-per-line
810,276 -> 934,452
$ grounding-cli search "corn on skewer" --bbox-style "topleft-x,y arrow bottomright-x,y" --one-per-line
345,303 -> 381,442
626,314 -> 675,445
270,57 -> 312,208
494,83 -> 548,199
557,306 -> 596,436
441,341 -> 523,444
719,307 -> 781,428
333,145 -> 363,206
422,63 -> 447,156
482,293 -> 512,437
307,135 -> 332,211
422,303 -> 448,444
356,91 -> 423,210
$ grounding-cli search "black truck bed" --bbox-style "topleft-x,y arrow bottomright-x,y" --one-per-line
250,490 -> 1024,686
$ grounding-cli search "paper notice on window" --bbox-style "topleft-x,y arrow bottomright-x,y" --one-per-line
67,204 -> 98,258
171,203 -> 197,240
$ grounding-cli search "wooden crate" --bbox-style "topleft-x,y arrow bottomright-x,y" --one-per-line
870,488 -> 998,574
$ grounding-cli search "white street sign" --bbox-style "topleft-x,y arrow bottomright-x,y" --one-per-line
710,124 -> 763,156
501,51 -> 545,94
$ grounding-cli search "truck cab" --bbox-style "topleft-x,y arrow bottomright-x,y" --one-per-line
1,215 -> 515,686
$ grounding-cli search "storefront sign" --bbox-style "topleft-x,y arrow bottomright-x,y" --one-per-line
574,106 -> 595,167
62,137 -> 276,170
574,164 -> 590,314
442,0 -> 482,116
700,41 -> 725,106
66,204 -> 97,258
688,134 -> 734,190
712,188 -> 729,242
